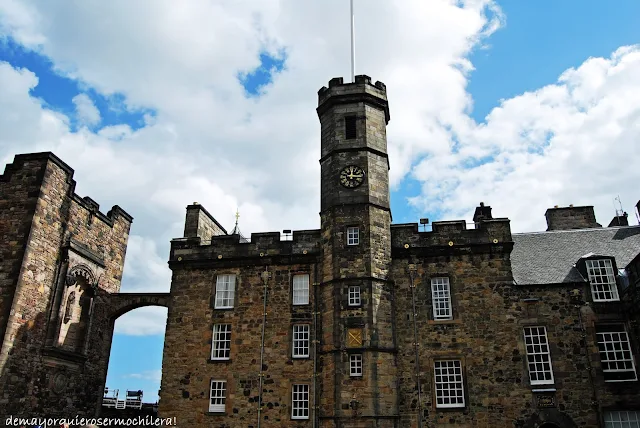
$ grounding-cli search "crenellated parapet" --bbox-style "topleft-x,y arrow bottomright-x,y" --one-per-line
391,217 -> 513,258
168,229 -> 322,268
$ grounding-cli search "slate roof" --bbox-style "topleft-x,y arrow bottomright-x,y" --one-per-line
511,226 -> 640,285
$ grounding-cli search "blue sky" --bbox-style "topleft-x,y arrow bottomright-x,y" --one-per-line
1,0 -> 639,406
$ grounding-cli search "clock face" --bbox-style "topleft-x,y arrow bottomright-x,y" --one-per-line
339,165 -> 366,188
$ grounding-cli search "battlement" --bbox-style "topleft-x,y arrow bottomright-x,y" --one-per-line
317,75 -> 390,123
169,229 -> 322,266
391,217 -> 512,256
0,152 -> 133,227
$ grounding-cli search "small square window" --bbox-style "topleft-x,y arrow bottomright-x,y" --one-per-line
211,324 -> 231,360
347,227 -> 359,246
523,326 -> 554,385
586,259 -> 620,302
604,410 -> 640,427
345,116 -> 357,139
292,324 -> 310,358
431,277 -> 452,320
291,384 -> 310,419
348,286 -> 361,306
434,360 -> 465,408
215,275 -> 236,309
209,380 -> 226,413
596,324 -> 637,382
293,274 -> 310,305
350,354 -> 363,377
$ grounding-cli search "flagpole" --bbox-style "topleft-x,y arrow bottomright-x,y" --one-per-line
350,0 -> 355,82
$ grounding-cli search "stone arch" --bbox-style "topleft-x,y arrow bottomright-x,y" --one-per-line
107,293 -> 171,321
523,409 -> 579,428
95,292 -> 170,416
56,263 -> 99,353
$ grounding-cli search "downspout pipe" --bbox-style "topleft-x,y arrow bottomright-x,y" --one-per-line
313,262 -> 319,428
409,264 -> 423,428
257,268 -> 270,428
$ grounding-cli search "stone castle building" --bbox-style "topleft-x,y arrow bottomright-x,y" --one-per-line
157,76 -> 640,427
0,75 -> 638,427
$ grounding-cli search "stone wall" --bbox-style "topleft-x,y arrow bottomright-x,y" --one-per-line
159,261 -> 318,427
0,153 -> 132,417
184,203 -> 227,241
545,206 -> 601,231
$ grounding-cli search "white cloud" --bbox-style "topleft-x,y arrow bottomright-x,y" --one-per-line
123,369 -> 162,382
114,306 -> 167,336
72,93 -> 101,126
0,1 -> 638,336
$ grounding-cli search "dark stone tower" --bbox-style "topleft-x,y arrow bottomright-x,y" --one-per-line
317,75 -> 398,426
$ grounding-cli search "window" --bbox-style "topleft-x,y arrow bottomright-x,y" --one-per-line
293,274 -> 310,305
604,411 -> 640,428
350,354 -> 363,377
434,360 -> 465,408
586,259 -> 620,302
348,286 -> 361,306
211,324 -> 231,360
523,326 -> 554,385
431,277 -> 453,320
292,324 -> 310,358
215,274 -> 235,309
291,384 -> 310,419
596,324 -> 637,382
347,227 -> 359,246
209,380 -> 226,413
345,116 -> 356,139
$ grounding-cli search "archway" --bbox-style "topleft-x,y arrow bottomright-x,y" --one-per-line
97,293 -> 170,416
539,424 -> 561,428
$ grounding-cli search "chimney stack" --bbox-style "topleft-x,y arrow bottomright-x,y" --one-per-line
608,212 -> 629,227
544,205 -> 601,231
473,202 -> 493,224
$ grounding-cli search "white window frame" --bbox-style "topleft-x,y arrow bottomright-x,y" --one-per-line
523,326 -> 554,385
586,259 -> 620,302
209,380 -> 226,413
597,324 -> 637,382
604,410 -> 640,428
211,324 -> 231,360
346,227 -> 360,246
431,277 -> 453,320
293,274 -> 310,306
215,274 -> 236,309
291,384 -> 309,420
292,324 -> 310,358
350,354 -> 363,377
348,286 -> 361,306
434,360 -> 465,408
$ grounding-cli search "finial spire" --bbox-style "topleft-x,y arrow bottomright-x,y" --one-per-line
350,0 -> 356,82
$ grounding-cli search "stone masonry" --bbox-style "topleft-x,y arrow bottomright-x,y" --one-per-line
159,76 -> 640,428
0,153 -> 170,418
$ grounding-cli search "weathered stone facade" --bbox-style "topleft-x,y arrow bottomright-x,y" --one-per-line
159,76 -> 640,428
0,153 -> 170,418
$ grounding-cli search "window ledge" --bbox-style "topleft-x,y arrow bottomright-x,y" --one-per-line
208,359 -> 232,364
532,388 -> 556,392
206,411 -> 226,416
428,319 -> 462,325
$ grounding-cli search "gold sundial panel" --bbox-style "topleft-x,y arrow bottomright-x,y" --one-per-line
347,328 -> 363,348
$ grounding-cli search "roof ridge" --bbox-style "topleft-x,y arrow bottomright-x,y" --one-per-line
513,225 -> 640,236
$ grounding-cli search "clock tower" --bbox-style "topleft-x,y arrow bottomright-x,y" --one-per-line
316,75 -> 398,426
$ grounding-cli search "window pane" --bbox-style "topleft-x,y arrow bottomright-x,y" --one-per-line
292,384 -> 309,419
431,277 -> 452,320
215,275 -> 236,308
434,360 -> 465,408
586,259 -> 619,302
523,326 -> 554,385
293,274 -> 310,305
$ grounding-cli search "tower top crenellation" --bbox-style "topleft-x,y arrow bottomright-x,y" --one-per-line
317,75 -> 390,123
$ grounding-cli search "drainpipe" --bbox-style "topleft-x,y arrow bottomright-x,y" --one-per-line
313,262 -> 319,428
573,290 -> 601,426
408,262 -> 423,428
257,268 -> 271,428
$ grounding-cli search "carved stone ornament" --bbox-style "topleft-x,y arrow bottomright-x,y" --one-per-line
52,372 -> 68,394
66,263 -> 97,289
